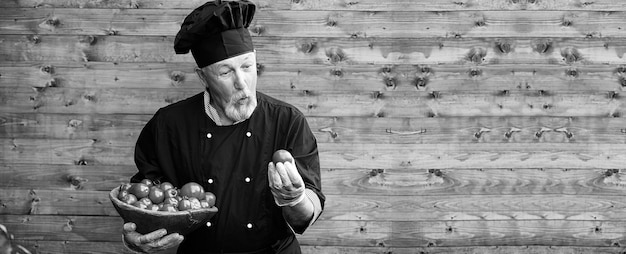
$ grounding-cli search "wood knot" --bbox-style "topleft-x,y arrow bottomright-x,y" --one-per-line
467,47 -> 487,64
495,40 -> 511,54
561,16 -> 573,27
326,16 -> 337,27
468,68 -> 482,77
604,169 -> 619,177
428,169 -> 443,177
326,47 -> 347,63
380,65 -> 394,74
300,41 -> 317,54
383,76 -> 397,88
474,18 -> 486,27
79,35 -> 97,45
561,47 -> 582,64
413,76 -> 428,88
369,168 -> 384,176
27,35 -> 41,44
169,71 -> 185,83
608,91 -> 619,99
45,17 -> 60,27
429,91 -> 440,99
330,68 -> 343,77
616,66 -> 626,74
105,28 -> 119,35
566,68 -> 578,78
418,65 -> 431,74
249,25 -> 265,36
535,40 -> 552,54
40,65 -> 54,74
372,91 -> 384,99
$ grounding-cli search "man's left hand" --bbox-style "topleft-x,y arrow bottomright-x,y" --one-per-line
268,161 -> 305,207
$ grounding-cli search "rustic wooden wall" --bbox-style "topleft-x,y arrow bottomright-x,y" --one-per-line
2,0 -> 626,253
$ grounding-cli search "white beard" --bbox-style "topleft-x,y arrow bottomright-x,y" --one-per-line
223,94 -> 257,122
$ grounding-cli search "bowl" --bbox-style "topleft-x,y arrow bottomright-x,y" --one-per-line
109,187 -> 218,235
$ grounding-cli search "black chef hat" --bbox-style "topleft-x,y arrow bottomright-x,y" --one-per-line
174,0 -> 256,68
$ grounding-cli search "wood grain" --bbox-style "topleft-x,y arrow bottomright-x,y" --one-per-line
1,0 -> 626,11
3,138 -> 626,169
1,35 -> 625,65
2,9 -> 626,38
2,215 -> 625,247
2,86 -> 625,117
1,164 -> 624,196
3,188 -> 626,221
10,240 -> 625,254
3,113 -> 626,144
2,62 -> 624,93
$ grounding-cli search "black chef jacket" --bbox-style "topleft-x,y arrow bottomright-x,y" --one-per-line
131,92 -> 325,253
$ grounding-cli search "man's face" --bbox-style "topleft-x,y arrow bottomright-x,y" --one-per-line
199,51 -> 258,122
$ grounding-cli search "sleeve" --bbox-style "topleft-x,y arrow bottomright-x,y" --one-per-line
284,109 -> 325,233
132,110 -> 166,184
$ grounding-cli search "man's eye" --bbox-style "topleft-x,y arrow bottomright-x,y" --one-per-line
220,70 -> 232,76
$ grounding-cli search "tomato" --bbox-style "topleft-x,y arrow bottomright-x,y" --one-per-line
204,192 -> 216,207
159,204 -> 178,212
117,190 -> 129,200
159,182 -> 174,191
140,179 -> 154,187
147,204 -> 160,211
128,183 -> 150,199
189,197 -> 202,210
163,197 -> 179,207
138,197 -> 152,206
179,182 -> 205,200
132,201 -> 148,209
178,198 -> 192,211
148,186 -> 165,204
119,183 -> 132,192
272,149 -> 294,164
200,200 -> 210,208
163,188 -> 178,199
120,193 -> 137,205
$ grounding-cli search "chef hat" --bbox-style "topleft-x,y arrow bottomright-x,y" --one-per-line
174,0 -> 256,68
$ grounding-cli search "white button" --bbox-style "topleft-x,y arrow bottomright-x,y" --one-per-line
246,131 -> 251,137
207,179 -> 214,184
244,177 -> 251,183
206,222 -> 212,227
246,223 -> 253,229
206,133 -> 212,139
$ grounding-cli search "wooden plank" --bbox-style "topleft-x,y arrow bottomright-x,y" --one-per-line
3,9 -> 626,38
2,86 -> 625,117
322,168 -> 626,196
1,35 -> 624,65
3,138 -> 626,169
11,241 -> 625,254
3,188 -> 626,221
1,164 -> 624,196
0,164 -> 134,191
1,62 -> 624,93
0,189 -> 118,216
1,0 -> 626,11
3,113 -> 626,144
2,215 -> 625,247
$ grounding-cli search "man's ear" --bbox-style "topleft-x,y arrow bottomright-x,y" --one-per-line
195,67 -> 209,89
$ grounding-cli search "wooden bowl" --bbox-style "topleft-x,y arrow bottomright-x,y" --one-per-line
109,188 -> 218,235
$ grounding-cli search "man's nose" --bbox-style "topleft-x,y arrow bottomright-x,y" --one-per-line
233,69 -> 247,90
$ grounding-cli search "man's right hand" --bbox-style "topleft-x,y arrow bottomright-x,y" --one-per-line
122,222 -> 184,253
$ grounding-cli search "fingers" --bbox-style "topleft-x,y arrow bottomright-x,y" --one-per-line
123,222 -> 136,233
274,162 -> 293,189
153,233 -> 184,249
268,162 -> 282,189
283,161 -> 304,188
138,229 -> 167,244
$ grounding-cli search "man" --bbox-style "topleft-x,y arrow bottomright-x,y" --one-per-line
121,1 -> 324,253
